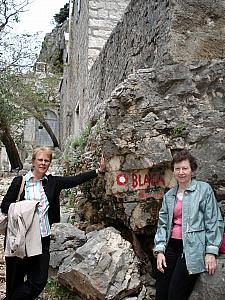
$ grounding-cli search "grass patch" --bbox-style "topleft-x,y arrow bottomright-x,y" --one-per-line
171,123 -> 187,138
45,277 -> 82,300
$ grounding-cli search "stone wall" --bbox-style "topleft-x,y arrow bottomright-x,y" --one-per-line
83,0 -> 172,126
81,0 -> 225,127
64,0 -> 89,143
80,61 -> 225,227
60,0 -> 130,146
60,0 -> 225,145
60,0 -> 225,198
169,0 -> 225,62
88,0 -> 130,69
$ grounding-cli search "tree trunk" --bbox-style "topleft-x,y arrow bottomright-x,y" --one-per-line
0,129 -> 23,170
38,118 -> 60,148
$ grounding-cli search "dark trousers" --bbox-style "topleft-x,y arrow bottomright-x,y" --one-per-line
5,236 -> 50,300
156,238 -> 199,300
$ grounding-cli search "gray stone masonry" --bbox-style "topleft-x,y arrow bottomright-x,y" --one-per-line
60,0 -> 130,145
82,0 -> 225,129
88,0 -> 130,69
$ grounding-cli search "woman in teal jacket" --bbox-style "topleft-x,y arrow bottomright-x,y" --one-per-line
154,149 -> 224,300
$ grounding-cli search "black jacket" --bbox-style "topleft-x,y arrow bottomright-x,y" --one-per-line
1,170 -> 97,225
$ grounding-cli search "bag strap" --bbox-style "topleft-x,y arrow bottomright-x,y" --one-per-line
16,176 -> 25,202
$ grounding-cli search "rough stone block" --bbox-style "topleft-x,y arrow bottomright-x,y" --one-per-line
190,255 -> 225,300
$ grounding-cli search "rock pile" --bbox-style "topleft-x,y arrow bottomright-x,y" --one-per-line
50,224 -> 155,300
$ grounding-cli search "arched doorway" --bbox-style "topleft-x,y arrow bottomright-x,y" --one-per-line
35,110 -> 59,146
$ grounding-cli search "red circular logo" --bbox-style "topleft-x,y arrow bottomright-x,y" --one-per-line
116,173 -> 128,186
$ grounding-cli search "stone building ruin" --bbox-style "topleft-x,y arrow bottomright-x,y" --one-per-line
60,0 -> 131,144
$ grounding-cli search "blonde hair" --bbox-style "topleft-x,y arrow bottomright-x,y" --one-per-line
32,147 -> 54,162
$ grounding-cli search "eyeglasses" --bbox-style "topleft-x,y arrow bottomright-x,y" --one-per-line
36,159 -> 51,164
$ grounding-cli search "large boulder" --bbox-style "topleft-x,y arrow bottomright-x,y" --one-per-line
58,227 -> 141,300
50,223 -> 86,268
190,255 -> 225,300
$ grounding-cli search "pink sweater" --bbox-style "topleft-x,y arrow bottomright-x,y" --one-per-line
171,195 -> 183,239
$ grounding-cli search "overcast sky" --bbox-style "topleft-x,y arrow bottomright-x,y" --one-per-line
14,0 -> 68,35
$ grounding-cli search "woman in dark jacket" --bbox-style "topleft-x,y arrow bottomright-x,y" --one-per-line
1,146 -> 106,300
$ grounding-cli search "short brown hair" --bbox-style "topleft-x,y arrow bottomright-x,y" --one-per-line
32,147 -> 53,162
171,149 -> 198,172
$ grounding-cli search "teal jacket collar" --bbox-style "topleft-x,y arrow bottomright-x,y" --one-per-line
170,178 -> 198,196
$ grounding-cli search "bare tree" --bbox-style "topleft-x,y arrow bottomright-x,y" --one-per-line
0,0 -> 30,32
0,0 -> 60,169
0,1 -> 39,72
0,32 -> 40,72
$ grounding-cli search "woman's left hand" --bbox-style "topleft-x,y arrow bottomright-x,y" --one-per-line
205,253 -> 217,275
